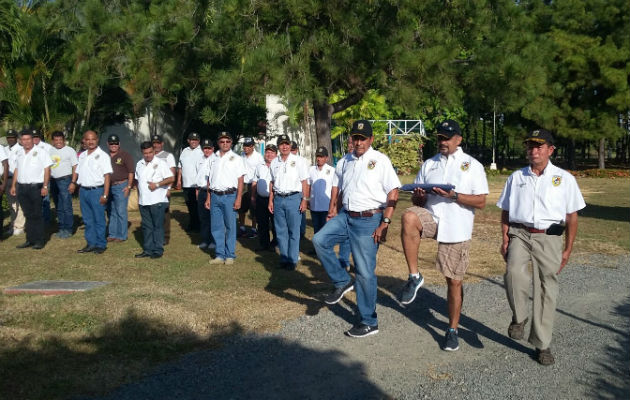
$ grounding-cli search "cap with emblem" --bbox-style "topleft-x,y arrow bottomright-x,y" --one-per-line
31,128 -> 41,138
243,137 -> 255,146
315,146 -> 329,157
107,134 -> 120,144
188,132 -> 200,140
265,143 -> 277,152
151,134 -> 163,143
290,141 -> 298,150
277,134 -> 291,146
6,129 -> 17,138
436,119 -> 462,139
524,129 -> 554,145
217,131 -> 231,141
202,138 -> 214,148
350,120 -> 373,138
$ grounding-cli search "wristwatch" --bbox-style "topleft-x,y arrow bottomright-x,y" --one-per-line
102,195 -> 107,199
382,217 -> 391,225
451,192 -> 458,201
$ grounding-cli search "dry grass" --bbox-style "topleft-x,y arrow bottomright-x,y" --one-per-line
0,175 -> 627,399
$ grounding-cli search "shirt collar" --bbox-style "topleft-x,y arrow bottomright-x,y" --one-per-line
439,147 -> 463,161
351,146 -> 374,160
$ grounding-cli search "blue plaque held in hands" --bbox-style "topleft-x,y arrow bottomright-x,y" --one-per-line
400,183 -> 455,192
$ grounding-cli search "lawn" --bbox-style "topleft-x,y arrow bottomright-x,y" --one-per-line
0,175 -> 628,399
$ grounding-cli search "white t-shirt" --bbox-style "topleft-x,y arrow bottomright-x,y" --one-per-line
135,157 -> 174,205
178,146 -> 203,188
336,147 -> 401,212
253,163 -> 273,197
308,164 -> 336,212
14,147 -> 54,184
49,146 -> 79,178
242,150 -> 264,185
496,161 -> 585,230
76,147 -> 113,186
415,147 -> 489,243
208,149 -> 247,191
270,153 -> 308,194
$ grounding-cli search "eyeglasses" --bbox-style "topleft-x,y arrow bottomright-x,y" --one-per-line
219,140 -> 232,144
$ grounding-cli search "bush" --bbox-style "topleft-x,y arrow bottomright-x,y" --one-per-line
570,169 -> 630,178
373,135 -> 424,175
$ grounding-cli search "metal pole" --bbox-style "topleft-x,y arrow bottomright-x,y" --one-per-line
490,99 -> 497,170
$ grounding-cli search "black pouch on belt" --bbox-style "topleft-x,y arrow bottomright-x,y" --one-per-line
546,223 -> 565,236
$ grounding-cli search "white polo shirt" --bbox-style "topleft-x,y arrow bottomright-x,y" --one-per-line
415,147 -> 488,243
242,150 -> 264,184
155,150 -> 176,169
497,161 -> 585,230
208,149 -> 246,191
49,146 -> 78,178
14,147 -> 54,184
336,147 -> 401,212
7,143 -> 22,177
178,146 -> 203,188
195,155 -> 212,188
76,147 -> 113,186
308,164 -> 336,212
253,163 -> 273,197
270,153 -> 308,194
0,145 -> 7,176
135,156 -> 174,206
35,141 -> 54,154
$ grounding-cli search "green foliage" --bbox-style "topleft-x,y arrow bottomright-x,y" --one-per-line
373,135 -> 424,175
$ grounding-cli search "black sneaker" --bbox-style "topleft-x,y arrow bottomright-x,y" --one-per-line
345,324 -> 379,338
77,246 -> 94,253
399,273 -> 424,305
323,281 -> 354,305
443,328 -> 459,351
16,241 -> 34,249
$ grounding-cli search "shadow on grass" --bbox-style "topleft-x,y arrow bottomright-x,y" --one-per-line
579,203 -> 630,222
0,308 -> 386,400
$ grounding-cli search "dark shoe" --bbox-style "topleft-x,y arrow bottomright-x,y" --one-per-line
345,324 -> 379,338
536,348 -> 555,366
32,243 -> 45,250
150,254 -> 163,259
443,328 -> 460,351
92,247 -> 106,254
324,281 -> 354,305
508,317 -> 528,340
399,273 -> 425,305
16,241 -> 34,249
135,252 -> 151,258
77,246 -> 94,253
254,246 -> 272,252
247,231 -> 258,239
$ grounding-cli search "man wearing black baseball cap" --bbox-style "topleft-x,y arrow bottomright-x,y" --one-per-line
307,146 -> 335,235
106,134 -> 134,242
177,132 -> 203,231
152,134 -> 176,244
3,128 -> 25,236
239,137 -> 264,238
195,138 -> 215,250
497,129 -> 585,365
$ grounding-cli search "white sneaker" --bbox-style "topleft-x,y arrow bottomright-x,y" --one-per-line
207,243 -> 216,249
12,228 -> 24,236
209,257 -> 225,265
224,258 -> 234,265
198,243 -> 208,249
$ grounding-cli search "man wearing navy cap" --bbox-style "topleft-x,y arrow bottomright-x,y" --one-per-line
313,120 -> 400,337
497,129 -> 585,365
152,134 -> 176,244
177,132 -> 203,232
239,137 -> 264,238
399,119 -> 488,351
106,134 -> 134,242
0,133 -> 9,231
196,138 -> 215,250
307,146 -> 335,234
251,143 -> 278,251
4,129 -> 26,236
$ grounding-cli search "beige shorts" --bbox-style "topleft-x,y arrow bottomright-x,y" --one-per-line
405,206 -> 470,280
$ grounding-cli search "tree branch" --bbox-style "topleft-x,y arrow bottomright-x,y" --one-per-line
331,90 -> 366,114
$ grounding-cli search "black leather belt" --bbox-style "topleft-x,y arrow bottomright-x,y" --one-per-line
82,185 -> 104,190
52,175 -> 72,180
211,188 -> 237,195
18,182 -> 43,187
347,209 -> 383,218
274,191 -> 299,197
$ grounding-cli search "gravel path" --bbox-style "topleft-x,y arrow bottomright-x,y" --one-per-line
87,254 -> 629,400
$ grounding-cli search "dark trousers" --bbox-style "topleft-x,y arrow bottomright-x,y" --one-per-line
164,205 -> 171,244
255,194 -> 275,248
183,187 -> 200,230
197,189 -> 213,245
140,202 -> 167,256
17,183 -> 45,245
311,210 -> 328,234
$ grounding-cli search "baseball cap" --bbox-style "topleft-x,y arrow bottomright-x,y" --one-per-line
436,119 -> 462,139
201,138 -> 214,148
290,141 -> 298,150
6,129 -> 17,138
524,129 -> 554,145
217,131 -> 231,141
350,120 -> 373,138
315,146 -> 329,157
188,132 -> 200,140
265,143 -> 278,152
107,134 -> 120,144
243,137 -> 255,146
151,134 -> 163,143
30,128 -> 41,138
277,134 -> 291,146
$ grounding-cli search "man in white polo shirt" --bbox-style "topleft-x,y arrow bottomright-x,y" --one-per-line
398,119 -> 488,351
152,134 -> 176,244
0,143 -> 7,228
49,130 -> 78,238
134,141 -> 174,259
205,132 -> 246,265
196,138 -> 215,250
10,129 -> 54,249
70,130 -> 112,254
176,132 -> 204,232
4,129 -> 25,236
251,143 -> 278,252
268,134 -> 309,270
239,136 -> 264,238
308,146 -> 335,235
497,129 -> 585,366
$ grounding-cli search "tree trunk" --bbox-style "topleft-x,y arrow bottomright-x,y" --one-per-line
567,137 -> 576,170
598,137 -> 606,169
313,101 -> 333,159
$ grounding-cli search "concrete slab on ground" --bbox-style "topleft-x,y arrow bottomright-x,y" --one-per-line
3,280 -> 109,295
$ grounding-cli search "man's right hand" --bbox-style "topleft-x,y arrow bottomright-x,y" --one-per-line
500,237 -> 509,262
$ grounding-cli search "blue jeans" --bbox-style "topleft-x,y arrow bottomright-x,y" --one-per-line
339,239 -> 351,268
51,176 -> 73,231
273,193 -> 302,265
79,186 -> 107,248
139,202 -> 167,256
313,209 -> 381,326
311,210 -> 351,266
210,192 -> 237,259
106,181 -> 129,240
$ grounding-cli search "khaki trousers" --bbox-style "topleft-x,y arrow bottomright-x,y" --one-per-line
504,226 -> 563,349
6,177 -> 26,231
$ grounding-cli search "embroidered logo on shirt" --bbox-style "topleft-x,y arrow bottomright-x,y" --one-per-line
95,154 -> 100,160
51,155 -> 61,168
552,175 -> 562,186
153,164 -> 158,170
326,169 -> 331,175
229,156 -> 235,161
116,157 -> 122,165
290,161 -> 296,167
461,161 -> 470,171
33,151 -> 38,157
367,160 -> 377,170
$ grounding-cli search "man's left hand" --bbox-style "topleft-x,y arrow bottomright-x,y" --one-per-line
372,223 -> 389,244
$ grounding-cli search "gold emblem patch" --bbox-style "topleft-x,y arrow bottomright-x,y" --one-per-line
552,175 -> 562,186
153,164 -> 158,170
290,161 -> 296,167
533,130 -> 540,137
367,160 -> 377,170
326,169 -> 331,175
33,151 -> 38,157
461,161 -> 470,171
358,123 -> 364,130
51,155 -> 61,168
229,155 -> 235,161
116,157 -> 122,165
